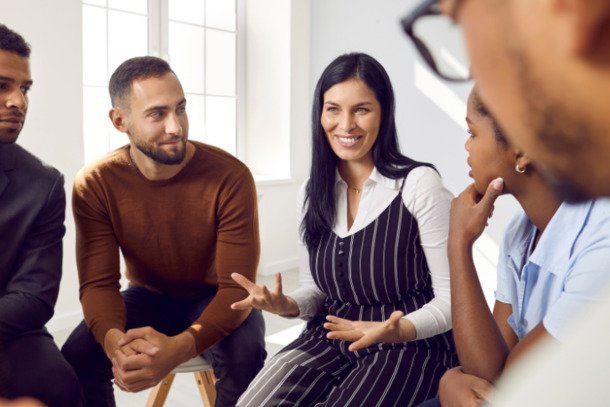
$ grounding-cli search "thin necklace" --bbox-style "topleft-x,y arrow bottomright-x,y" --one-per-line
349,186 -> 363,194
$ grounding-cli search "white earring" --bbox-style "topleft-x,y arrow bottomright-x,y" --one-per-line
515,164 -> 526,174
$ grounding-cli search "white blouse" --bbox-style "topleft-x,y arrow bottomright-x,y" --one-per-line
289,165 -> 453,340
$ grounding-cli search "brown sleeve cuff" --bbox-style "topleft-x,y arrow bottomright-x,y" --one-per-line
186,309 -> 250,354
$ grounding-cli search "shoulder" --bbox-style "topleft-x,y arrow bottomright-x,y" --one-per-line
13,144 -> 62,180
73,146 -> 129,192
570,198 -> 610,248
401,165 -> 452,207
402,165 -> 444,192
6,144 -> 63,193
501,208 -> 530,248
192,141 -> 251,175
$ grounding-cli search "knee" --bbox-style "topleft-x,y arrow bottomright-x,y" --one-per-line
39,374 -> 84,407
222,310 -> 266,368
61,322 -> 104,373
21,360 -> 84,407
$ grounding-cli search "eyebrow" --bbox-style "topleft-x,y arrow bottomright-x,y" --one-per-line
324,101 -> 374,106
0,75 -> 33,86
143,98 -> 187,114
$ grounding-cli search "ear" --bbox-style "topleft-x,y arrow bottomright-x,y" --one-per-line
553,0 -> 610,55
514,150 -> 532,170
109,107 -> 128,133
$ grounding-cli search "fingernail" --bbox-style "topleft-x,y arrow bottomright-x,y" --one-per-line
492,177 -> 504,191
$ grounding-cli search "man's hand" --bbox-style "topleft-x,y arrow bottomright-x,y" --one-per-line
438,367 -> 493,407
103,328 -> 159,360
230,272 -> 299,317
324,311 -> 414,351
110,327 -> 196,393
449,178 -> 504,248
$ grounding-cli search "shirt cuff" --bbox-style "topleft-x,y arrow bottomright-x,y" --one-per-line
404,301 -> 451,340
289,287 -> 326,321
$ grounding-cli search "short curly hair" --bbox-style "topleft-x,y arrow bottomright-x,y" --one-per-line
0,24 -> 31,58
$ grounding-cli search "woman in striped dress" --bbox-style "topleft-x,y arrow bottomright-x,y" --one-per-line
232,52 -> 457,406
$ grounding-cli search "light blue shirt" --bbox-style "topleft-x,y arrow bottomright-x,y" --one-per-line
495,199 -> 610,341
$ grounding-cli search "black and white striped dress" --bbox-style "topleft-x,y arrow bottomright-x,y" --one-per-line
239,173 -> 457,406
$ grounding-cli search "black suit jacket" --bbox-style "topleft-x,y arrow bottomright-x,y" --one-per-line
0,142 -> 65,344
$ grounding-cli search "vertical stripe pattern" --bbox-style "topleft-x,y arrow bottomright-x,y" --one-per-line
238,170 -> 457,407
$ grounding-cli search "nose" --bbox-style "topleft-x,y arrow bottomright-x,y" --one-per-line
339,112 -> 355,132
165,113 -> 183,136
6,88 -> 28,111
464,137 -> 471,152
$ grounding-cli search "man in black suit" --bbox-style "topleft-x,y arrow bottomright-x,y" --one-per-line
0,23 -> 82,407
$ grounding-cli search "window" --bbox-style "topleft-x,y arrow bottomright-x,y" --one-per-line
82,0 -> 239,164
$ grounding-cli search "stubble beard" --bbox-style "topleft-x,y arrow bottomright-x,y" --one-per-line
514,52 -> 594,202
134,138 -> 187,165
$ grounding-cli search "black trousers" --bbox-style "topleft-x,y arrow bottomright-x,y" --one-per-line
61,286 -> 266,407
1,331 -> 84,407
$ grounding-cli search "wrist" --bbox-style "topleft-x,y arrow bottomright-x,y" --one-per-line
399,318 -> 417,342
279,297 -> 300,317
173,331 -> 198,363
103,328 -> 125,359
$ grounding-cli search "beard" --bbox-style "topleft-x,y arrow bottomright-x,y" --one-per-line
534,163 -> 590,203
133,137 -> 187,165
515,53 -> 594,203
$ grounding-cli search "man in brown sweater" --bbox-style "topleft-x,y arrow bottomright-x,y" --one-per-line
61,56 -> 265,406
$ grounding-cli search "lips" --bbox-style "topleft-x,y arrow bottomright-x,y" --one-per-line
335,134 -> 363,148
0,115 -> 24,129
0,114 -> 24,123
160,138 -> 184,145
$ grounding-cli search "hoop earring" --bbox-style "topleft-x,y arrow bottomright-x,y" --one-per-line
515,164 -> 526,174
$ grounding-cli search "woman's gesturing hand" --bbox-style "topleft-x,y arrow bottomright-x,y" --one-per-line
324,310 -> 413,351
230,272 -> 300,317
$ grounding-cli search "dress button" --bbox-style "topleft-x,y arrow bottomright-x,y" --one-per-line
338,250 -> 344,255
339,241 -> 344,246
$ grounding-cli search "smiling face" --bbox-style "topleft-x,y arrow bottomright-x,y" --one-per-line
465,90 -> 515,195
320,78 -> 381,166
0,50 -> 31,144
112,72 -> 189,165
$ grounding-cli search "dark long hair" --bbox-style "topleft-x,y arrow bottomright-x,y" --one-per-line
301,52 -> 433,249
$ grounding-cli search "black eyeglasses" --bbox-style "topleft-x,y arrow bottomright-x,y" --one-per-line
401,0 -> 471,82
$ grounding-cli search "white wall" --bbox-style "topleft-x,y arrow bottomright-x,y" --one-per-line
3,0 -> 84,329
247,0 -> 311,276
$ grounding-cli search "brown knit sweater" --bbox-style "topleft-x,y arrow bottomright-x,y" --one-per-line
72,141 -> 260,353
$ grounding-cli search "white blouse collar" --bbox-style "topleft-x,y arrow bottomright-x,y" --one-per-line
334,166 -> 400,191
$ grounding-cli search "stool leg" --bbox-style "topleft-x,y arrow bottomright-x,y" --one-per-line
194,369 -> 217,407
146,373 -> 176,407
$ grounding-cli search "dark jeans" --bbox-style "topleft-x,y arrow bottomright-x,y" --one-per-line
2,331 -> 84,407
61,286 -> 266,407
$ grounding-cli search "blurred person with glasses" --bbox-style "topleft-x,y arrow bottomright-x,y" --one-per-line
402,1 -> 610,406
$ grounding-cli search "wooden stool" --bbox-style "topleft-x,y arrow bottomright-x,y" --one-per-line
146,356 -> 217,407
